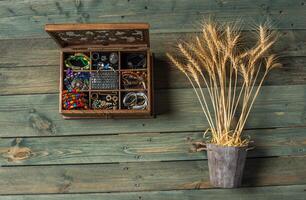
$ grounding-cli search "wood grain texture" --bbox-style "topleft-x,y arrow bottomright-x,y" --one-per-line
1,0 -> 306,197
2,56 -> 306,94
0,84 -> 305,137
1,30 -> 306,67
206,144 -> 248,188
0,184 -> 305,200
1,29 -> 306,94
0,0 -> 305,39
0,156 -> 305,194
0,65 -> 58,95
1,127 -> 305,166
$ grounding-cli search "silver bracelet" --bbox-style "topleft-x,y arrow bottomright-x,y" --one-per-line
123,92 -> 148,110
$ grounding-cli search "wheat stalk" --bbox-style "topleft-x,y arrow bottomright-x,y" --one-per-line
167,21 -> 280,147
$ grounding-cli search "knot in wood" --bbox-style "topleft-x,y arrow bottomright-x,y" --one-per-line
4,138 -> 32,162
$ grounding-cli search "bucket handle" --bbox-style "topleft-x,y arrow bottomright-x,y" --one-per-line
246,146 -> 255,151
192,142 -> 208,152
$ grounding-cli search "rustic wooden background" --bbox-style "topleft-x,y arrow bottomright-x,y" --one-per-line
0,0 -> 305,199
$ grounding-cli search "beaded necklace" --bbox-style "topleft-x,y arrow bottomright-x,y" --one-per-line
65,53 -> 90,70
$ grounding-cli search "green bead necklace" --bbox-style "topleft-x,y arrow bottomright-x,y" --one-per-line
65,53 -> 90,70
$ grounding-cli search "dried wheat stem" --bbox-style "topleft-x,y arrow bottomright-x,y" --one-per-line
167,21 -> 279,147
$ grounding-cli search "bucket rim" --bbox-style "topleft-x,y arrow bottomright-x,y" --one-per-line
205,143 -> 253,151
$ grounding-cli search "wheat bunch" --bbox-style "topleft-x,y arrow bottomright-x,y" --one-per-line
167,21 -> 280,147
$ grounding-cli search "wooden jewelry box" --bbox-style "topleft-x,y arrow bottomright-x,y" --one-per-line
45,23 -> 153,119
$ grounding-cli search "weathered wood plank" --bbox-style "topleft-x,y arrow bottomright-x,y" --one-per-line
0,0 -> 304,198
1,127 -> 305,166
1,30 -> 306,68
0,0 -> 305,39
0,156 -> 305,194
1,29 -> 306,94
1,184 -> 305,200
0,85 -> 305,137
1,57 -> 306,94
155,56 -> 306,89
0,66 -> 58,95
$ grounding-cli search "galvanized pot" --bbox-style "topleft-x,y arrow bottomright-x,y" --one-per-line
206,143 -> 248,188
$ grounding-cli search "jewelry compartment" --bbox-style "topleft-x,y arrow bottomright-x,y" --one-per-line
121,91 -> 148,110
91,52 -> 119,70
121,52 -> 147,69
91,70 -> 119,90
62,91 -> 89,110
64,69 -> 90,91
61,50 -> 151,114
90,92 -> 119,110
121,71 -> 147,90
64,52 -> 90,70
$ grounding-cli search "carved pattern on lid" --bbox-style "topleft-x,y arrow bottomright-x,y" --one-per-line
45,22 -> 150,48
56,29 -> 145,46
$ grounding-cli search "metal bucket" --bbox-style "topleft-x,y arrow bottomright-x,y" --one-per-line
206,143 -> 248,188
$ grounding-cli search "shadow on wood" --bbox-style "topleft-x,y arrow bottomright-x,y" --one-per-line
153,57 -> 172,115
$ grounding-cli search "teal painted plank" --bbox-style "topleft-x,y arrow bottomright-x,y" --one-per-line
0,127 -> 305,166
0,85 -> 305,137
1,30 -> 306,94
1,56 -> 306,94
0,156 -> 305,194
1,30 -> 306,68
0,184 -> 305,200
0,0 -> 305,39
0,65 -> 59,95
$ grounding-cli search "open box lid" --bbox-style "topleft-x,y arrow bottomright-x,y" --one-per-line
45,23 -> 150,49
